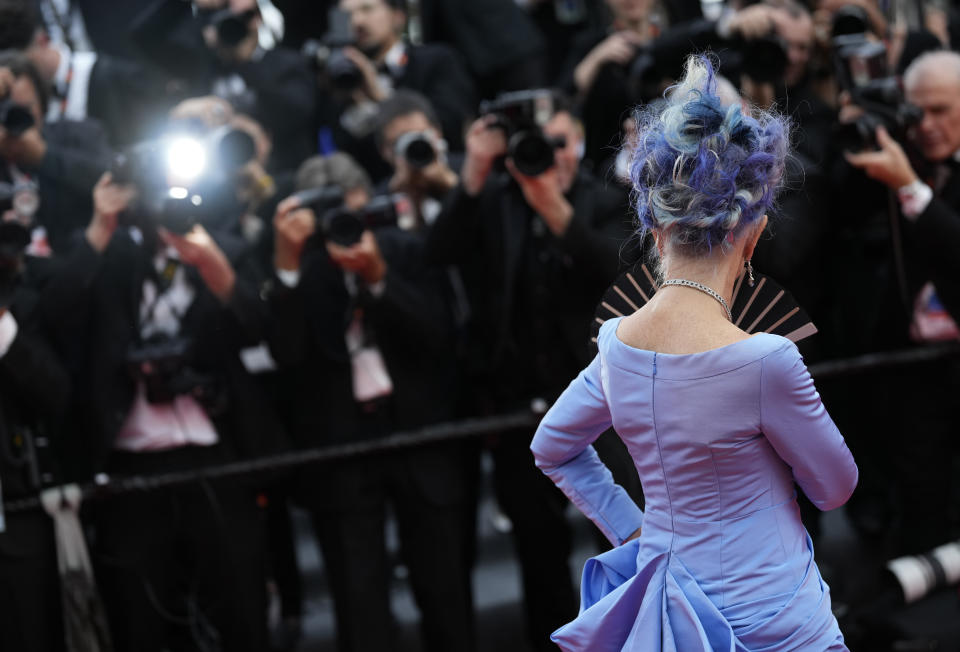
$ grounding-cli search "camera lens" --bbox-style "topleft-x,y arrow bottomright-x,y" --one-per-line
214,9 -> 256,48
398,133 -> 436,169
510,131 -> 556,177
326,211 -> 366,246
213,128 -> 257,171
326,49 -> 364,91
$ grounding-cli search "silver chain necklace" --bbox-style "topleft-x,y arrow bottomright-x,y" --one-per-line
660,278 -> 733,322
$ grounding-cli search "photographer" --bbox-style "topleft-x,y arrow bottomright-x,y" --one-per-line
131,0 -> 316,172
317,0 -> 475,182
425,94 -> 637,651
841,49 -> 960,555
270,145 -> 473,652
46,167 -> 285,650
0,221 -> 70,652
377,90 -> 459,221
0,52 -> 112,254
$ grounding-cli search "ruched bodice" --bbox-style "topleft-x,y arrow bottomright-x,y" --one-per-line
531,318 -> 858,651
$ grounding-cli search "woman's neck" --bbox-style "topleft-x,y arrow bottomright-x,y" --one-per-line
662,251 -> 743,305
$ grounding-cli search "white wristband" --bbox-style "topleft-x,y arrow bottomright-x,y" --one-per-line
897,179 -> 933,221
276,268 -> 301,288
0,311 -> 19,359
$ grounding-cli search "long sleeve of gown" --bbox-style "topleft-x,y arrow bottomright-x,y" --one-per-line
531,355 -> 645,545
760,343 -> 859,511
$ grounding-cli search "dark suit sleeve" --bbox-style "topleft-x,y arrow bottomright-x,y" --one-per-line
424,184 -> 486,265
365,232 -> 453,356
265,280 -> 309,369
553,181 -> 633,287
411,46 -> 476,151
0,328 -> 71,421
236,50 -> 316,146
266,250 -> 351,370
912,196 -> 960,280
37,121 -> 113,196
130,0 -> 210,80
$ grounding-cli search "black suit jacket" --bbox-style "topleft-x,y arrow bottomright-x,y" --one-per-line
268,227 -> 459,443
87,54 -> 176,148
418,0 -> 544,77
395,43 -> 476,152
45,227 -> 286,478
0,290 -> 70,501
426,169 -> 634,404
267,226 -> 464,507
902,175 -> 960,325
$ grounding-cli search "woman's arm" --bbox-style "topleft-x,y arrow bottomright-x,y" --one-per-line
760,343 -> 859,511
531,355 -> 644,545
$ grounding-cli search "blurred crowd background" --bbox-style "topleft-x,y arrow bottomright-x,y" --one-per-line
1,0 -> 959,650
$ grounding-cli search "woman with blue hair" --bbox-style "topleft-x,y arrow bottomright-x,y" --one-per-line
530,55 -> 858,651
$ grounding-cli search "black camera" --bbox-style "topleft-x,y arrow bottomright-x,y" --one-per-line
395,131 -> 437,169
833,32 -> 922,150
479,90 -> 567,177
0,220 -> 29,308
208,7 -> 258,48
304,7 -> 364,92
0,99 -> 34,137
127,335 -> 221,407
289,187 -> 400,246
111,125 -> 257,233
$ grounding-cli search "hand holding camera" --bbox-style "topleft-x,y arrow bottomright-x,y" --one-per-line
725,4 -> 779,40
844,125 -> 919,189
159,224 -> 236,304
462,116 -> 509,196
505,160 -> 573,236
87,173 -> 136,254
273,195 -> 317,272
574,31 -> 646,93
389,131 -> 458,198
341,47 -> 388,103
325,230 -> 387,286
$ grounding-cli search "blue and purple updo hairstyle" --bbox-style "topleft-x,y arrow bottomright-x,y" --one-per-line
629,55 -> 790,254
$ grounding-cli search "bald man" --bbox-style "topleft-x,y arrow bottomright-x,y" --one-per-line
845,49 -> 960,555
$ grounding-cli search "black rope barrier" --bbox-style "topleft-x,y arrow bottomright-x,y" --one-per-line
5,343 -> 960,514
3,407 -> 543,514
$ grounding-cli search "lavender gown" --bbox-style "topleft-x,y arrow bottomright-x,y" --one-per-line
531,317 -> 858,651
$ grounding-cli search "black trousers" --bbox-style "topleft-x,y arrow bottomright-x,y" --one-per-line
492,427 -> 644,652
491,428 -> 577,652
90,448 -> 267,652
0,509 -> 64,652
304,448 -> 475,652
836,357 -> 959,556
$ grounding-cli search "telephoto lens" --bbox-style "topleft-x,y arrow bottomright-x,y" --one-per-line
887,540 -> 960,603
395,131 -> 437,169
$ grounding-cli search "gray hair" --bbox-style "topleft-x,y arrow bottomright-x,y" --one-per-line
904,50 -> 960,92
294,153 -> 372,195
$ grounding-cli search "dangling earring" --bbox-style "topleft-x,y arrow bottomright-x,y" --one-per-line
746,260 -> 755,287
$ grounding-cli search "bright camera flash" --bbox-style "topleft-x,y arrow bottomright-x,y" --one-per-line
166,137 -> 207,184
